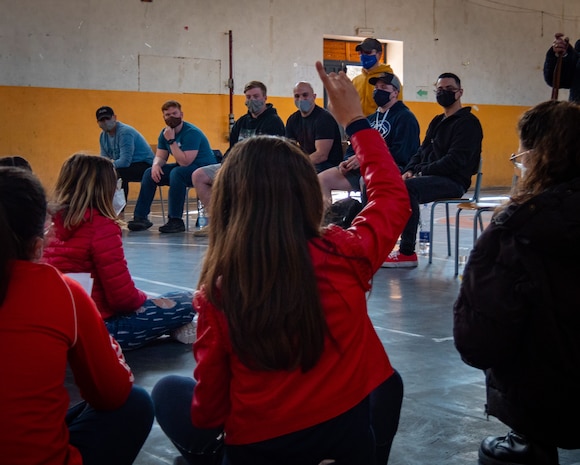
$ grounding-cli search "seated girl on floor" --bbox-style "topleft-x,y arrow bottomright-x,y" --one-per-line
43,153 -> 196,350
0,165 -> 153,465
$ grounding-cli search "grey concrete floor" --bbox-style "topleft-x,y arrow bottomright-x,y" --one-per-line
67,192 -> 580,465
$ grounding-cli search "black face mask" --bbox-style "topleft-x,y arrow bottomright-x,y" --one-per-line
436,90 -> 457,108
165,116 -> 182,128
373,89 -> 391,107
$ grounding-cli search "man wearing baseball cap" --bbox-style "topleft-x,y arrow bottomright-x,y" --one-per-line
96,106 -> 154,201
352,38 -> 401,116
319,71 -> 419,212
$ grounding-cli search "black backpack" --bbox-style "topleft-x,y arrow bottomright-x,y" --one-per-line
325,197 -> 363,229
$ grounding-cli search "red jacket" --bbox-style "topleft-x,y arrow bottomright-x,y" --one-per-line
191,128 -> 411,445
0,261 -> 134,465
43,209 -> 147,319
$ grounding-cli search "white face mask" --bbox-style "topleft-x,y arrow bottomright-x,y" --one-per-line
113,179 -> 126,215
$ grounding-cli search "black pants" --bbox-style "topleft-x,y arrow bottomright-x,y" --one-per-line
116,162 -> 151,200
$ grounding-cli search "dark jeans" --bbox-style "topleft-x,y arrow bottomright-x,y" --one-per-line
134,163 -> 197,220
400,176 -> 464,255
152,370 -> 403,465
116,162 -> 152,200
67,385 -> 154,465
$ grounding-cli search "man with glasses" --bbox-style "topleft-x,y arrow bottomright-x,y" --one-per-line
352,38 -> 399,116
96,106 -> 154,201
382,72 -> 483,268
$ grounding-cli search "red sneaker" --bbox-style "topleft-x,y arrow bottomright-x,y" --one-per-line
381,250 -> 418,268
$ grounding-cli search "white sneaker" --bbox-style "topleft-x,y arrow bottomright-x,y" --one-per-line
171,318 -> 197,344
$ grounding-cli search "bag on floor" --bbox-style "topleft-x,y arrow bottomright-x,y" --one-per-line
325,197 -> 363,229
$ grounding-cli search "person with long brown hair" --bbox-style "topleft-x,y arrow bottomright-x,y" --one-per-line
43,153 -> 197,350
0,166 -> 153,465
454,100 -> 580,465
152,62 -> 411,465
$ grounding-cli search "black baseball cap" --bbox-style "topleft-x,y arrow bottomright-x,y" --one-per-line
355,38 -> 383,53
96,106 -> 114,121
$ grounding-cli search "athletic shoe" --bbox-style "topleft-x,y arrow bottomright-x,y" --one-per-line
193,225 -> 210,237
159,218 -> 185,233
127,217 -> 153,231
170,320 -> 197,345
381,250 -> 418,268
478,431 -> 558,465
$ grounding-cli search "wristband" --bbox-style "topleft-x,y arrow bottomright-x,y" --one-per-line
166,138 -> 176,145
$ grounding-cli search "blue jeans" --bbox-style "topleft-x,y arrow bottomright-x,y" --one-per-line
151,370 -> 403,465
400,176 -> 465,255
67,385 -> 154,465
105,291 -> 195,350
134,163 -> 197,220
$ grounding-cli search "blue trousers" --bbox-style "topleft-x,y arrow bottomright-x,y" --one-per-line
67,385 -> 154,465
134,163 -> 197,220
152,370 -> 403,465
400,176 -> 465,255
105,291 -> 195,350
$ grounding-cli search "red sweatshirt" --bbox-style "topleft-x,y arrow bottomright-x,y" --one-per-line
0,261 -> 134,465
191,128 -> 411,444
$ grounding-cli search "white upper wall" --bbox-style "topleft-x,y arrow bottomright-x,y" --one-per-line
1,0 -> 579,105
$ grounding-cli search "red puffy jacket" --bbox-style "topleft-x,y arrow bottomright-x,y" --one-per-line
43,209 -> 147,319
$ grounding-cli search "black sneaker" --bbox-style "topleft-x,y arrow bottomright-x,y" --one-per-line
478,431 -> 558,465
127,217 -> 153,231
159,218 -> 185,233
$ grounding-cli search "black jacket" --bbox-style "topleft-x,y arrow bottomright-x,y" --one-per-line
544,39 -> 580,103
403,107 -> 482,191
453,177 -> 580,448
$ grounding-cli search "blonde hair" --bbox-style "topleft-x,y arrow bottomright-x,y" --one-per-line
52,154 -> 121,229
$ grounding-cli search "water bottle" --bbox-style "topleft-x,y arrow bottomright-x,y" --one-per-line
197,199 -> 208,228
418,203 -> 430,256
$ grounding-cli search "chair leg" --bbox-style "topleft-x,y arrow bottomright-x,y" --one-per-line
158,187 -> 166,224
428,203 -> 436,264
185,188 -> 189,231
445,203 -> 451,257
454,207 -> 462,276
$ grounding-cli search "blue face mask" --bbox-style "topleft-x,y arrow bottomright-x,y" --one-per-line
360,54 -> 378,70
296,99 -> 313,113
373,89 -> 391,107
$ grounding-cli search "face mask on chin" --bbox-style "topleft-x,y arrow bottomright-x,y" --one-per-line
165,117 -> 182,128
373,89 -> 391,107
245,99 -> 265,114
360,54 -> 378,70
436,90 -> 457,108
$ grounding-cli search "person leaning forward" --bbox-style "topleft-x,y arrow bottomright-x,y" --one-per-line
96,106 -> 154,201
127,100 -> 216,233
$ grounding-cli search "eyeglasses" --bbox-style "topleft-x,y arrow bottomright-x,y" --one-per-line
359,50 -> 377,56
509,149 -> 533,169
98,117 -> 112,122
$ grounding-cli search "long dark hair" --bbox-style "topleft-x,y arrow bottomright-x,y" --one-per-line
0,167 -> 47,305
511,100 -> 580,205
198,136 -> 327,372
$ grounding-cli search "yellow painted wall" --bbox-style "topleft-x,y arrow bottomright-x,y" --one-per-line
0,85 -> 527,196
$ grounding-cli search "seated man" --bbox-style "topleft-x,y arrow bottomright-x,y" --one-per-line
382,72 -> 483,268
285,81 -> 343,173
191,80 -> 285,236
127,100 -> 216,233
319,71 -> 419,208
96,106 -> 154,200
